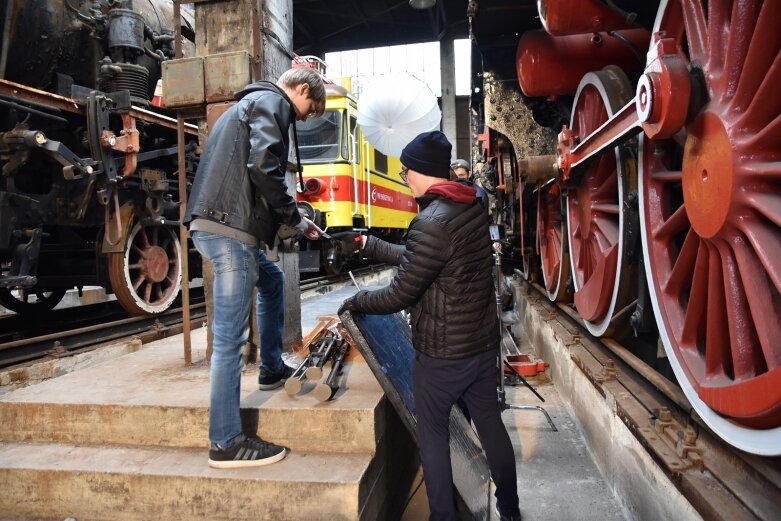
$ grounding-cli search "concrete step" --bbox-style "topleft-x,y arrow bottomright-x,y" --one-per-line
0,329 -> 385,454
0,441 -> 385,521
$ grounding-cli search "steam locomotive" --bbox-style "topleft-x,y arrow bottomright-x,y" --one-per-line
473,0 -> 780,456
0,0 -> 199,315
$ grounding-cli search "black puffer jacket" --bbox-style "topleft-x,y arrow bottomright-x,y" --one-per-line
353,182 -> 499,359
184,81 -> 301,246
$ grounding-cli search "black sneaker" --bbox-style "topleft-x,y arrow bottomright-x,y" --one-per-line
208,434 -> 287,469
258,364 -> 295,390
496,507 -> 522,521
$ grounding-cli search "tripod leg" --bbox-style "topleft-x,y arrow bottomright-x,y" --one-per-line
503,360 -> 545,403
506,404 -> 558,431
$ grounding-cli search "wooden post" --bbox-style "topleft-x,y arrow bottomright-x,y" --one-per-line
174,0 -> 192,366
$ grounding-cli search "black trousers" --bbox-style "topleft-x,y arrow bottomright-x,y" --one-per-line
413,349 -> 520,521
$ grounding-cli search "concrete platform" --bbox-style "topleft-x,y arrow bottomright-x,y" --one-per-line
0,442 -> 383,521
0,272 -> 689,520
0,329 -> 384,454
0,290 -> 396,520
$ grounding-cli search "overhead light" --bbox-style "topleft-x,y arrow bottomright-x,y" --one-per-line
409,0 -> 436,9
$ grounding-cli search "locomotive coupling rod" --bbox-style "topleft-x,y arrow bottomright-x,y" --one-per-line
557,35 -> 692,184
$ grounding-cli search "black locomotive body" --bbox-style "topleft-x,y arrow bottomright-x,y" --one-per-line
0,0 -> 199,315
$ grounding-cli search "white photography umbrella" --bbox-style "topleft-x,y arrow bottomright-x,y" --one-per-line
357,75 -> 441,158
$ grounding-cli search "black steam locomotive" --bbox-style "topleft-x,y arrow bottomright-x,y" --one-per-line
0,0 -> 199,315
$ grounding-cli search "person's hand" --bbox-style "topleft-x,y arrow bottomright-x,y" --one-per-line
338,290 -> 367,316
331,231 -> 365,255
301,216 -> 324,240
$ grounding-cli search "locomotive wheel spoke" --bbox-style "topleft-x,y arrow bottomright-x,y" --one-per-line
733,3 -> 781,115
732,235 -> 781,370
704,244 -> 730,377
655,205 -> 689,239
681,0 -> 707,60
679,238 -> 709,348
717,240 -> 762,379
721,2 -> 759,102
640,0 -> 781,450
740,220 -> 781,293
744,111 -> 781,151
741,43 -> 781,130
665,228 -> 698,295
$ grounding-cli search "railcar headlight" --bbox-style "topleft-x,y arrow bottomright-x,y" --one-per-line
305,178 -> 324,195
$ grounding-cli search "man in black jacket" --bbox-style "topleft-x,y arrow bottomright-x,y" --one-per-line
185,67 -> 325,469
339,131 -> 521,521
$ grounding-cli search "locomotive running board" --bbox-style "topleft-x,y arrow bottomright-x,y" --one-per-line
339,311 -> 493,520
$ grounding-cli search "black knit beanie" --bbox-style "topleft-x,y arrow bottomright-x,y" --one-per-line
400,131 -> 452,179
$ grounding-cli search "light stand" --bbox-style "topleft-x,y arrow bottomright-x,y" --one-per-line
491,231 -> 557,432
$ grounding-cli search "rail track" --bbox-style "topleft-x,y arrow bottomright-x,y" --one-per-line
0,264 -> 389,370
517,275 -> 781,521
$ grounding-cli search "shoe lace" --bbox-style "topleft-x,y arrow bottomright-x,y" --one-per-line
242,436 -> 273,451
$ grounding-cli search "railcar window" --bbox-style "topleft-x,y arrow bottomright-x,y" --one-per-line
374,150 -> 388,174
297,110 -> 341,162
341,112 -> 350,160
350,116 -> 359,164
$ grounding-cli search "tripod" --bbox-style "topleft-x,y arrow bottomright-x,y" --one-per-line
492,238 -> 557,432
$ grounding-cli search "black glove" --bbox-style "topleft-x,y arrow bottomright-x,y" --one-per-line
338,290 -> 368,316
331,231 -> 364,255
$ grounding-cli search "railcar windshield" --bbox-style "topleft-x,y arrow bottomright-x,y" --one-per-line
296,110 -> 342,163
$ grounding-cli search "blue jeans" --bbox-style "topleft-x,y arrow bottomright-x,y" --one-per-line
256,249 -> 285,374
192,231 -> 285,447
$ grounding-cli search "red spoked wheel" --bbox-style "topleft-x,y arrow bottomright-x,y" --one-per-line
108,222 -> 182,315
639,0 -> 781,454
566,66 -> 635,337
537,182 -> 569,301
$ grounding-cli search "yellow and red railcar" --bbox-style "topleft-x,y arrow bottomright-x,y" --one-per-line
296,81 -> 417,274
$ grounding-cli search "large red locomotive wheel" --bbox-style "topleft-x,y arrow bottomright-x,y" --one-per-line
537,182 -> 569,302
639,0 -> 781,454
566,66 -> 635,337
108,223 -> 182,315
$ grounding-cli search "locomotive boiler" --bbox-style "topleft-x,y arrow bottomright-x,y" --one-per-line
472,0 -> 780,456
0,0 -> 199,315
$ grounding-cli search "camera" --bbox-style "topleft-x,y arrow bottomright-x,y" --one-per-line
489,224 -> 505,242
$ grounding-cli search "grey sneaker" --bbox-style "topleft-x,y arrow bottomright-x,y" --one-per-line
208,434 -> 287,469
258,364 -> 294,390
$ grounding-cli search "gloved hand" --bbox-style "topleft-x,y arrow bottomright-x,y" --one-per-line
331,231 -> 365,255
338,290 -> 368,316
